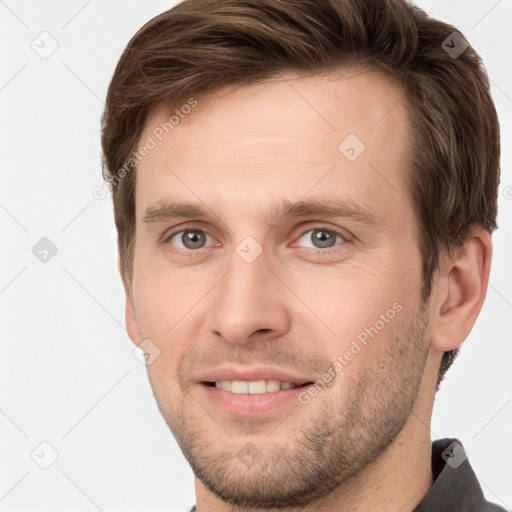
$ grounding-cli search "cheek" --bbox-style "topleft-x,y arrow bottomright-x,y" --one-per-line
291,263 -> 402,344
132,252 -> 189,333
145,360 -> 184,425
132,265 -> 205,368
132,278 -> 167,338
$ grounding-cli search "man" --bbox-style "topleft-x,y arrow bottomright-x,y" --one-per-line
100,0 -> 505,510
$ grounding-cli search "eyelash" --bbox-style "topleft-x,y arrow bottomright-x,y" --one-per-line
163,224 -> 350,257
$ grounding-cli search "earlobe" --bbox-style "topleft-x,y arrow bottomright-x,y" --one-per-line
430,228 -> 492,353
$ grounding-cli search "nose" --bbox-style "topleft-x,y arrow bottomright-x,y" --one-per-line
207,247 -> 292,345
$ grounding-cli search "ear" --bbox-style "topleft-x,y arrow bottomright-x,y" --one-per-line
430,226 -> 493,353
117,240 -> 141,348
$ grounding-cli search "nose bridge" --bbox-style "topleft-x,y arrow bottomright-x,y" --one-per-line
208,242 -> 290,344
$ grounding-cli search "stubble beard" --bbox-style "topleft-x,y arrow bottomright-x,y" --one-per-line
148,301 -> 431,509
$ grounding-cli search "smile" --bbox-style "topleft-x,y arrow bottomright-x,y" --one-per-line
209,379 -> 299,393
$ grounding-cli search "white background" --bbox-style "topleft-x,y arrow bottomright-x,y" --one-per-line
1,1 -> 511,510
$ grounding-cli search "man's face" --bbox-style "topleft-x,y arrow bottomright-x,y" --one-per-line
127,69 -> 434,507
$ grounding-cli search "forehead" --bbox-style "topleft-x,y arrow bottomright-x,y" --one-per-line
135,68 -> 410,228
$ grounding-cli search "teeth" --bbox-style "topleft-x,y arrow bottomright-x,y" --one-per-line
232,380 -> 248,393
214,379 -> 297,393
248,380 -> 266,394
217,380 -> 232,391
266,379 -> 280,392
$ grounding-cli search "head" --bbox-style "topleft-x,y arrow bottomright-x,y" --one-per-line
101,0 -> 499,508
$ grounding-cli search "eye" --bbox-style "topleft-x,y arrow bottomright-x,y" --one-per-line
166,229 -> 214,251
295,226 -> 348,250
163,224 -> 349,256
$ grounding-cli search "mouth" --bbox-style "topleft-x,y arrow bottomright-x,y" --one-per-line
203,379 -> 314,394
196,366 -> 317,415
200,379 -> 315,416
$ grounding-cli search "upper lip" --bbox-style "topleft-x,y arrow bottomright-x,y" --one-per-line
196,365 -> 314,386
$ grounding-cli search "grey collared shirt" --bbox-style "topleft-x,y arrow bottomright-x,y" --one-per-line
188,438 -> 508,511
413,438 -> 507,511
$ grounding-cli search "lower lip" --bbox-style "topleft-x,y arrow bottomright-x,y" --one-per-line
199,383 -> 308,416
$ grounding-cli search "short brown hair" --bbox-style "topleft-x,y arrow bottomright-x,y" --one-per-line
101,0 -> 500,388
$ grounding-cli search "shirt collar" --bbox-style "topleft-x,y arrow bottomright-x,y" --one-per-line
414,438 -> 505,511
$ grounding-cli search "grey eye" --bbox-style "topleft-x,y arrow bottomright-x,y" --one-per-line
170,230 -> 210,250
297,229 -> 344,249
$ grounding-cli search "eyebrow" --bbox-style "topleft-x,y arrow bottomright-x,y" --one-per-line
142,197 -> 379,227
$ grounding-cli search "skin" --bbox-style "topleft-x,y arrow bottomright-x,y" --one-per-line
121,68 -> 492,511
